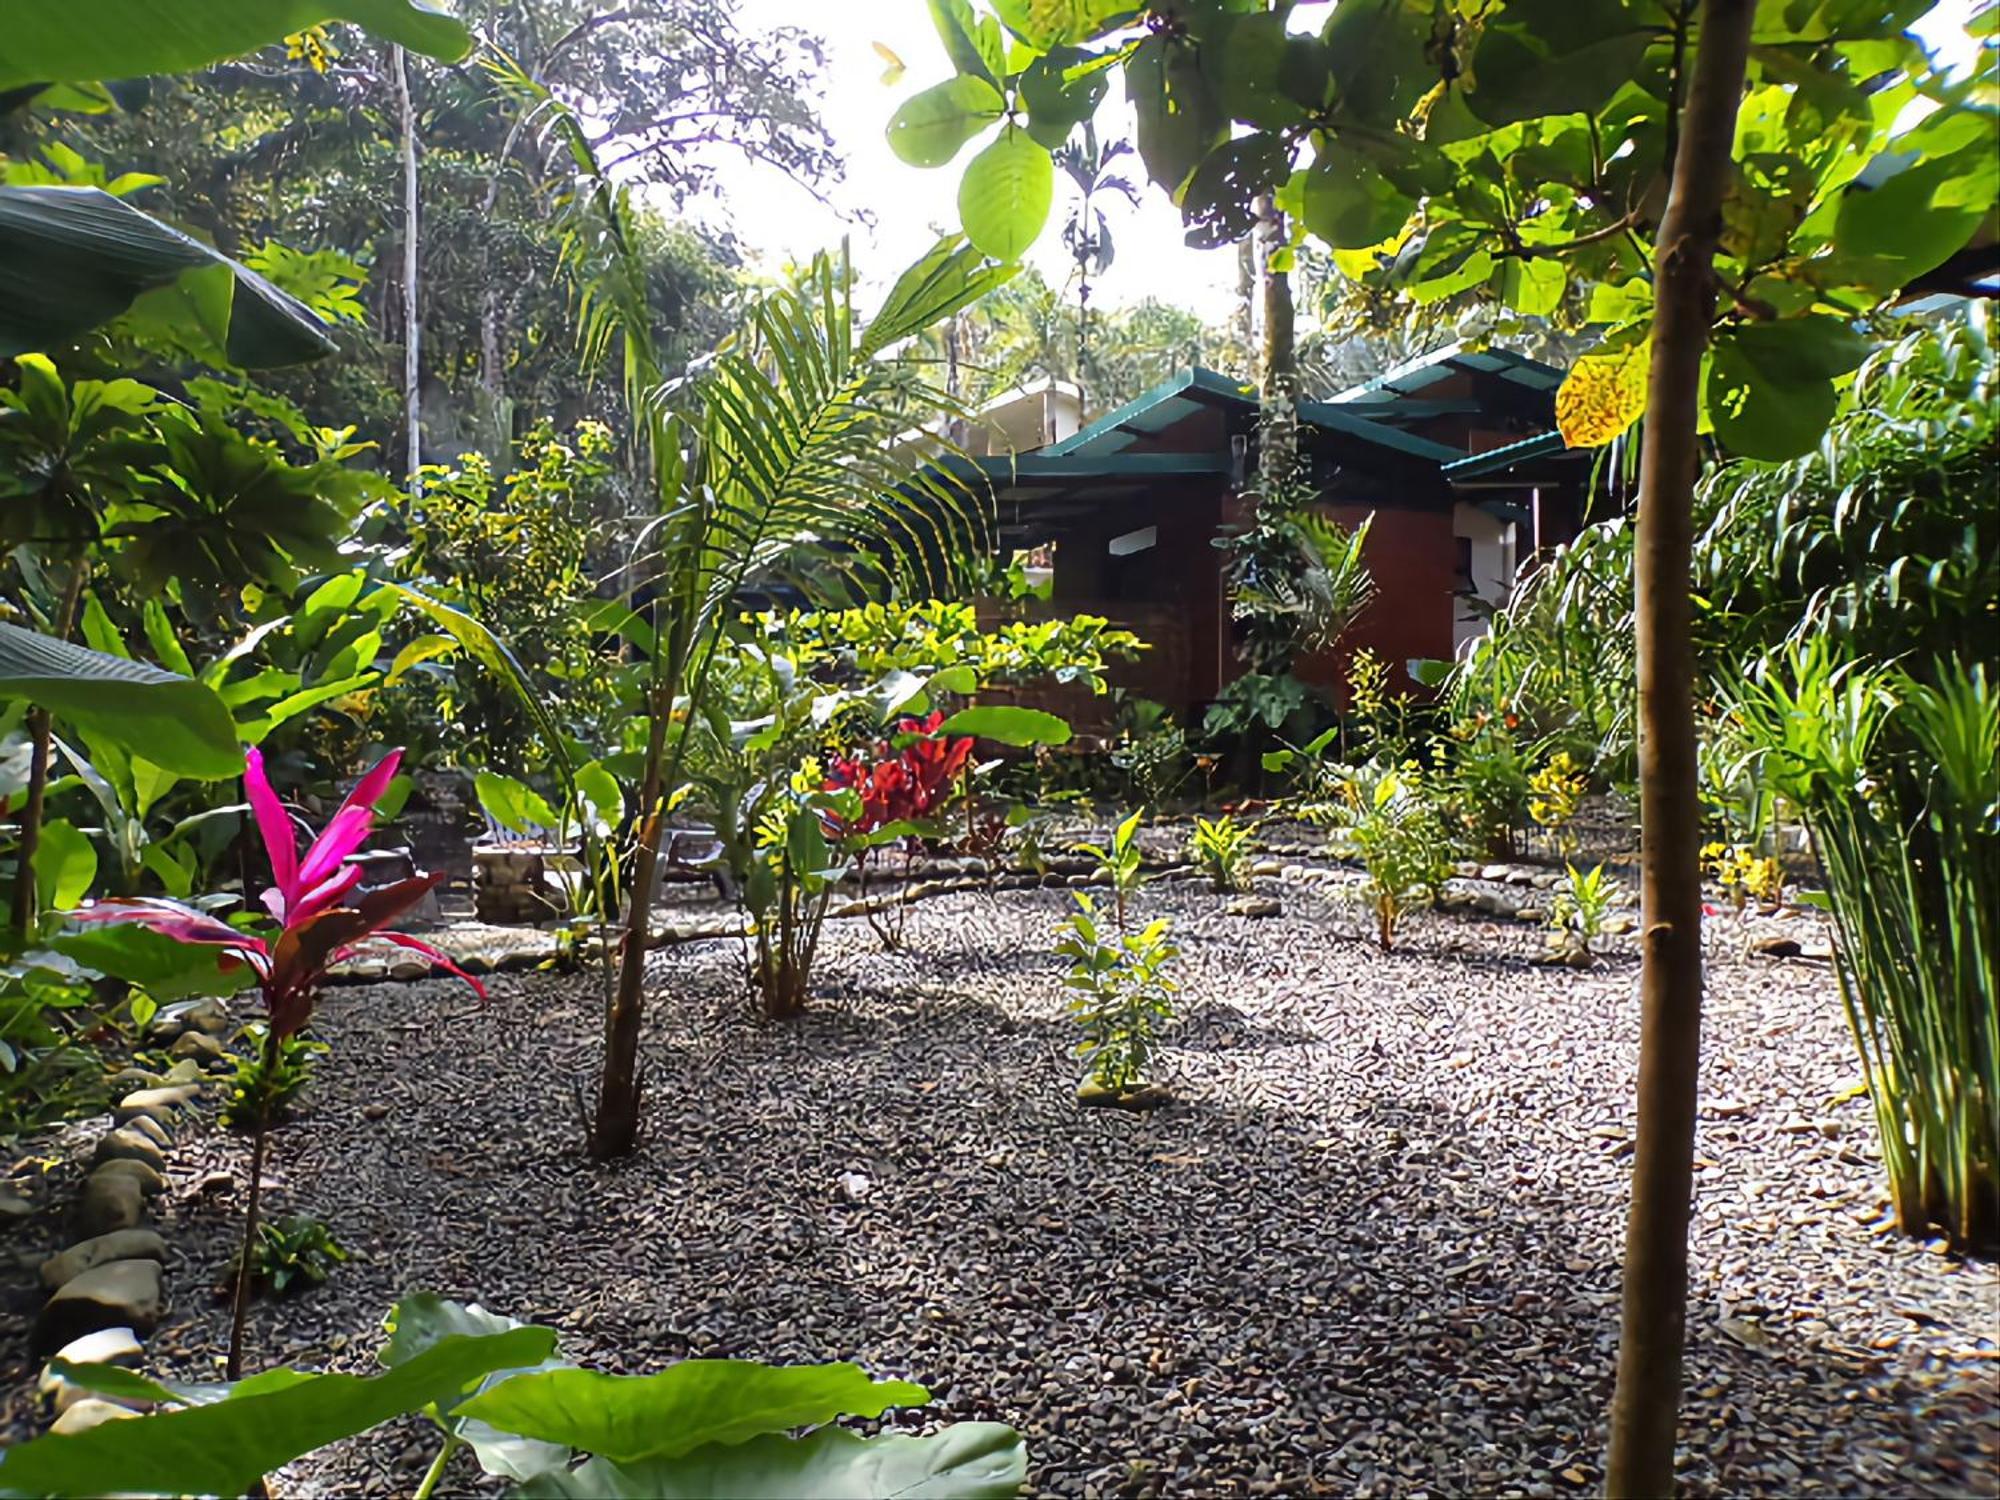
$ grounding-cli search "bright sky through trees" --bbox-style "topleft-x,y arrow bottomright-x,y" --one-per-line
722,0 -> 1982,317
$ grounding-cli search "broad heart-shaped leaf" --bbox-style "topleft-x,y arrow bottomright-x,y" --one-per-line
958,126 -> 1054,262
937,705 -> 1072,747
380,1294 -> 572,1484
1182,133 -> 1294,249
457,1362 -> 930,1466
0,622 -> 242,779
1705,316 -> 1871,462
928,0 -> 1001,87
1298,149 -> 1414,250
514,1423 -> 1030,1500
0,186 -> 334,367
1020,46 -> 1112,150
0,1325 -> 553,1498
1834,143 -> 2000,282
0,0 -> 472,87
1555,335 -> 1651,448
887,77 -> 1005,169
1465,0 -> 1654,127
477,770 -> 562,836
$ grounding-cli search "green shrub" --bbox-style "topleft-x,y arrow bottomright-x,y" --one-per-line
1055,892 -> 1178,1093
1547,862 -> 1626,961
1189,814 -> 1256,894
1314,761 -> 1457,951
221,1024 -> 326,1130
237,1213 -> 347,1296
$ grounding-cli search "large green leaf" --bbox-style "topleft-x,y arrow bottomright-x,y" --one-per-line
957,126 -> 1054,262
0,186 -> 334,367
1298,150 -> 1413,250
0,1 -> 473,88
0,1326 -> 553,1498
457,1363 -> 930,1466
888,77 -> 1005,169
514,1423 -> 1030,1500
1465,0 -> 1654,127
0,622 -> 241,778
1129,36 -> 1227,199
937,705 -> 1072,746
1705,315 -> 1871,461
53,923 -> 256,1001
988,0 -> 1134,50
380,1294 -> 571,1484
35,818 -> 96,909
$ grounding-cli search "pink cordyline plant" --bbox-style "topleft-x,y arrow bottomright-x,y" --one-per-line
68,747 -> 483,1034
66,746 -> 480,1378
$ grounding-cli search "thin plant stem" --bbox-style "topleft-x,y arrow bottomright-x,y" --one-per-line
226,1025 -> 281,1381
412,1434 -> 463,1500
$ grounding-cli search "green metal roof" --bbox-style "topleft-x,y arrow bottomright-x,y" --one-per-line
947,452 -> 1232,484
1442,430 -> 1578,479
1327,341 -> 1567,405
1042,367 -> 1463,465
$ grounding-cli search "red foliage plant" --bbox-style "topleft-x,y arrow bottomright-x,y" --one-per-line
824,711 -> 974,838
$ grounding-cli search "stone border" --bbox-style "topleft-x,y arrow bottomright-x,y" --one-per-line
28,999 -> 236,1435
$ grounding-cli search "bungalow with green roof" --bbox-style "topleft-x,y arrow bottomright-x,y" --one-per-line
949,348 -> 1594,726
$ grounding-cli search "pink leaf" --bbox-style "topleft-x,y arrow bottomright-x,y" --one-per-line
295,749 -> 403,890
243,747 -> 298,900
370,931 -> 488,1001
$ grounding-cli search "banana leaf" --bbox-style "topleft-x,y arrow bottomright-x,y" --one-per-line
0,186 -> 335,367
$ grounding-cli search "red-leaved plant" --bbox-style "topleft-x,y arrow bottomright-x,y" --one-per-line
823,711 -> 975,949
67,746 -> 480,1376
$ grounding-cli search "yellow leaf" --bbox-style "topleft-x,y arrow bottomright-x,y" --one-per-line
873,40 -> 906,87
1556,338 -> 1652,448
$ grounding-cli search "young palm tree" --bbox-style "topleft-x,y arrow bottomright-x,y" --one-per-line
504,62 -> 1015,1156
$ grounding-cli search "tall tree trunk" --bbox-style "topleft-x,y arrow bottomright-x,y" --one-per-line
393,44 -> 423,499
1605,2 -> 1754,1494
11,562 -> 87,940
1256,195 -> 1297,480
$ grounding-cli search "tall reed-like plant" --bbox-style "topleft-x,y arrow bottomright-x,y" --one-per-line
1729,644 -> 1997,1251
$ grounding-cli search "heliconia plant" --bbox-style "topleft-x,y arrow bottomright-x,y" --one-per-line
66,746 -> 482,1377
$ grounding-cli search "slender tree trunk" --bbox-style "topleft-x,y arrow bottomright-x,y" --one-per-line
590,685 -> 669,1158
393,44 -> 424,499
12,562 -> 87,940
1605,3 -> 1754,1494
1256,195 -> 1297,479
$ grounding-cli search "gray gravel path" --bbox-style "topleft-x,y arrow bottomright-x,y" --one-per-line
5,879 -> 1995,1498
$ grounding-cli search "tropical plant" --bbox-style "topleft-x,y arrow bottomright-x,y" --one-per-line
1548,862 -> 1627,963
1109,697 -> 1193,808
1527,752 -> 1588,859
1055,890 -> 1178,1097
1189,814 -> 1257,895
64,746 -> 480,1376
1729,645 -> 1997,1253
825,709 -> 976,950
1071,807 -> 1147,931
237,1212 -> 348,1297
1440,712 -> 1535,860
1313,760 -> 1457,952
219,1023 -> 327,1131
497,57 -> 1020,1156
0,1292 -> 1027,1499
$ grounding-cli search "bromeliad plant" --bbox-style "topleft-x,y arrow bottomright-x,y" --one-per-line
65,746 -> 482,1376
1312,761 -> 1458,953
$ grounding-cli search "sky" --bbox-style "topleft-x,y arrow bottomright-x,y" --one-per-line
716,0 -> 1986,319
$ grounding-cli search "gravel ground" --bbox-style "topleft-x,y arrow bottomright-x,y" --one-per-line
5,877 -> 1996,1498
